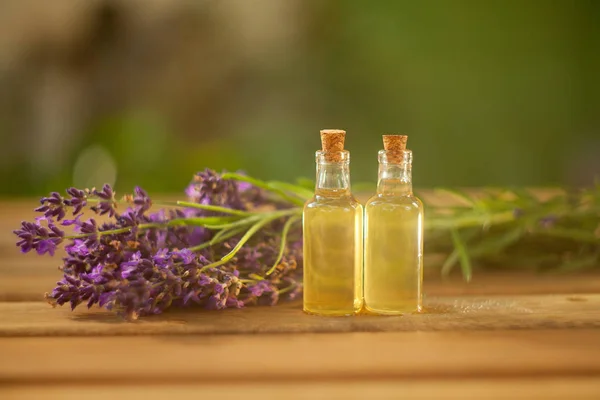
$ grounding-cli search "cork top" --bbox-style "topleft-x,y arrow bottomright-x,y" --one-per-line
382,134 -> 408,163
320,129 -> 346,162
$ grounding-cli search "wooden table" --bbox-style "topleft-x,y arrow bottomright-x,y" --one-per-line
1,200 -> 600,399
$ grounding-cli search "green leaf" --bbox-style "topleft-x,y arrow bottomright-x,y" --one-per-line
434,188 -> 475,207
266,181 -> 313,201
468,226 -> 524,257
441,228 -> 479,276
555,253 -> 600,272
441,248 -> 460,277
536,227 -> 599,243
510,187 -> 538,205
296,177 -> 315,190
426,210 -> 514,231
450,229 -> 472,281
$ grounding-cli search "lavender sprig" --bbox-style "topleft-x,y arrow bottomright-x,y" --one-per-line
14,168 -> 306,320
423,185 -> 600,279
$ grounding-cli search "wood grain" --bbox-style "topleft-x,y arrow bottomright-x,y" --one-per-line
1,294 -> 599,337
1,330 -> 600,384
4,379 -> 600,400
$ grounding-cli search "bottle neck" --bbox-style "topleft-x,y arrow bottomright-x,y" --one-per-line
315,162 -> 352,197
377,163 -> 412,196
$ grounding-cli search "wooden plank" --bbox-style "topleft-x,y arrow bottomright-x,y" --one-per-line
1,294 -> 599,337
1,330 -> 599,384
3,270 -> 600,302
3,378 -> 600,400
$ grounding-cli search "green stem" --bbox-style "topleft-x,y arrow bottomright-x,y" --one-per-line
220,216 -> 282,263
204,208 -> 301,230
167,216 -> 241,227
199,212 -> 291,272
533,228 -> 600,243
449,229 -> 472,281
277,283 -> 299,295
221,173 -> 305,207
62,223 -> 163,240
175,201 -> 252,216
248,273 -> 265,281
426,210 -> 515,230
88,197 -> 255,217
203,214 -> 263,230
266,215 -> 301,275
188,225 -> 247,252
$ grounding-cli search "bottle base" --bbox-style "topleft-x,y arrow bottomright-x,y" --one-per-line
364,304 -> 421,315
303,307 -> 357,317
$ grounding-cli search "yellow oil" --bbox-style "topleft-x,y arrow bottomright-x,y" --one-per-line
303,190 -> 363,316
364,186 -> 423,315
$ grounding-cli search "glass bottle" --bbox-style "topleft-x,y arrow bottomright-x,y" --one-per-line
364,141 -> 423,314
303,131 -> 363,316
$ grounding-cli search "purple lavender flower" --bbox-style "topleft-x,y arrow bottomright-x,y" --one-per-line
185,169 -> 247,210
84,264 -> 105,283
206,294 -> 225,310
91,184 -> 117,217
35,192 -> 67,221
14,219 -> 64,255
19,171 -> 303,320
65,187 -> 87,215
79,219 -> 99,248
65,240 -> 89,256
152,248 -> 171,267
132,186 -> 152,214
14,222 -> 41,253
121,251 -> 143,278
173,248 -> 196,265
37,239 -> 57,256
62,214 -> 83,227
247,280 -> 272,297
539,214 -> 558,229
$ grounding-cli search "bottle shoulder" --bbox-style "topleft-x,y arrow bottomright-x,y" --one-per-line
304,195 -> 363,210
365,193 -> 423,209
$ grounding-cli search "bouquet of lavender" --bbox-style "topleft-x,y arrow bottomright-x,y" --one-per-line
14,167 -> 600,320
14,169 -> 307,320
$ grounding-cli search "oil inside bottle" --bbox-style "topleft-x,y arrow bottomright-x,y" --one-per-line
304,190 -> 363,315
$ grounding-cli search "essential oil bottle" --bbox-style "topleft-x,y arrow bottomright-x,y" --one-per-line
364,135 -> 423,314
303,129 -> 363,316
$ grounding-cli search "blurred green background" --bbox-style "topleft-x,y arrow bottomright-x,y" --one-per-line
0,0 -> 598,196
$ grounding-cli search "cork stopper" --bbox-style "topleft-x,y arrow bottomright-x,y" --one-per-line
320,129 -> 346,162
382,134 -> 408,163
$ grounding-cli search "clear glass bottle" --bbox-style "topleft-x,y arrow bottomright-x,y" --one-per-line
364,148 -> 423,314
303,149 -> 363,316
